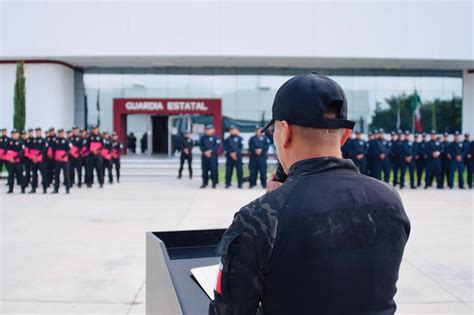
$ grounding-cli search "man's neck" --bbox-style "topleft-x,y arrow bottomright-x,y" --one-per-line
287,147 -> 342,171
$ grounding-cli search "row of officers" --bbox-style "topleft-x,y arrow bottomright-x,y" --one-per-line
177,124 -> 272,189
342,129 -> 474,189
0,126 -> 123,194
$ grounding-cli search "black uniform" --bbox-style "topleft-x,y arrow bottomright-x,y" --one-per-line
415,139 -> 428,186
350,138 -> 368,175
371,138 -> 390,182
400,138 -> 416,189
248,135 -> 270,188
102,137 -> 114,184
52,137 -> 71,193
177,135 -> 193,179
69,135 -> 83,187
467,141 -> 474,189
0,134 -> 9,178
29,136 -> 47,192
440,138 -> 450,188
391,138 -> 402,186
44,135 -> 56,187
425,139 -> 443,188
447,140 -> 465,189
224,135 -> 244,187
463,139 -> 472,188
210,157 -> 410,314
111,140 -> 123,182
86,134 -> 104,187
199,134 -> 219,188
6,138 -> 26,193
24,136 -> 34,186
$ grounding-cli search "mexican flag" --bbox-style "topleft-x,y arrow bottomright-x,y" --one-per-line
412,90 -> 422,132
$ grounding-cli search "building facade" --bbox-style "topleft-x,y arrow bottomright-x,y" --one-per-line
1,1 -> 473,154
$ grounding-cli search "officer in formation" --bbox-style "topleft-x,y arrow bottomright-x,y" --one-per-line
199,124 -> 219,189
1,125 -> 123,194
357,129 -> 473,190
248,125 -> 270,189
177,130 -> 194,179
223,125 -> 244,189
343,131 -> 368,175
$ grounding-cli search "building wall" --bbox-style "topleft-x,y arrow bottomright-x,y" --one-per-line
1,1 -> 472,68
462,71 -> 474,134
0,63 -> 75,130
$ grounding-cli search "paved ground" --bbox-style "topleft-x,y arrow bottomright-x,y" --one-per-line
0,176 -> 472,314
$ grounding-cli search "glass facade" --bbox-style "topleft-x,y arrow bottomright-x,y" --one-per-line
82,68 -> 463,134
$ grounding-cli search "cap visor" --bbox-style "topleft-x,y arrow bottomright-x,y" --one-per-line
260,119 -> 274,133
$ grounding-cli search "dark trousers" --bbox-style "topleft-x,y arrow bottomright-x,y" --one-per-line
392,158 -> 400,186
201,155 -> 218,186
400,159 -> 415,188
466,158 -> 472,188
81,156 -> 88,184
7,162 -> 25,192
225,156 -> 243,187
54,161 -> 70,192
45,157 -> 55,187
372,158 -> 390,182
70,156 -> 83,187
416,158 -> 426,186
178,154 -> 192,178
426,158 -> 442,188
448,160 -> 464,188
249,156 -> 267,188
30,161 -> 47,190
112,158 -> 121,182
103,158 -> 113,183
0,160 -> 5,178
86,154 -> 104,186
440,156 -> 449,188
23,159 -> 32,187
353,157 -> 367,175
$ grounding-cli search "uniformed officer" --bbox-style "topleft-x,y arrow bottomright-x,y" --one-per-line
399,130 -> 416,189
69,126 -> 83,187
248,125 -> 270,189
52,129 -> 71,194
28,127 -> 47,194
111,132 -> 123,183
425,130 -> 443,189
23,128 -> 35,187
350,131 -> 368,175
367,131 -> 376,177
44,127 -> 57,187
101,131 -> 114,184
5,129 -> 26,194
223,125 -> 244,189
390,131 -> 401,186
371,129 -> 390,182
209,73 -> 410,314
0,128 -> 9,178
440,132 -> 450,188
177,130 -> 193,179
199,124 -> 219,189
467,137 -> 474,189
80,129 -> 89,185
447,131 -> 465,189
86,125 -> 105,188
463,133 -> 472,189
415,132 -> 428,187
341,132 -> 353,159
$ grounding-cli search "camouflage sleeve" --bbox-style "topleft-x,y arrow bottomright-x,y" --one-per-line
209,198 -> 278,315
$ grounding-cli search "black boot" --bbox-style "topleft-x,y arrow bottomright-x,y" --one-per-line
51,190 -> 58,194
28,188 -> 36,194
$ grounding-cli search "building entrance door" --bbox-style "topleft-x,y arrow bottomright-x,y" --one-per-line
152,116 -> 169,154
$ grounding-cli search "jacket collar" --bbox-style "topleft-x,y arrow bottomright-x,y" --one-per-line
287,156 -> 358,178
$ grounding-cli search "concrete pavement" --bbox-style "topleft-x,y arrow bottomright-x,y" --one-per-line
0,177 -> 472,314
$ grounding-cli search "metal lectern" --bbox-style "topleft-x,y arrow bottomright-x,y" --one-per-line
146,229 -> 226,315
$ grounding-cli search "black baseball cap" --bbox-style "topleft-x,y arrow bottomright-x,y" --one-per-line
261,72 -> 355,132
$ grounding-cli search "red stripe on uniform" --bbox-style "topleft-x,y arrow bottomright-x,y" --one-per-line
216,269 -> 223,294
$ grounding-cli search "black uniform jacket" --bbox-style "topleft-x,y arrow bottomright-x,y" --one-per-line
210,157 -> 410,315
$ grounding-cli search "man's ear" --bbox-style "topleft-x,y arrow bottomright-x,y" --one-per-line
281,120 -> 291,148
340,128 -> 352,146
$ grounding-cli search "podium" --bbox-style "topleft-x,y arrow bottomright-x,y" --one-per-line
146,229 -> 226,315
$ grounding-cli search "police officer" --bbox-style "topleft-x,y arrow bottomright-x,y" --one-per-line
463,133 -> 472,189
111,132 -> 123,183
209,73 -> 410,314
23,128 -> 35,188
425,130 -> 443,189
371,129 -> 390,182
447,131 -> 465,189
199,124 -> 219,189
367,131 -> 376,177
44,127 -> 57,188
467,136 -> 474,189
80,129 -> 89,185
69,126 -> 83,188
101,131 -> 114,184
177,130 -> 193,179
390,131 -> 401,186
341,132 -> 353,159
0,128 -> 9,178
5,129 -> 26,194
351,131 -> 368,175
86,125 -> 104,188
248,125 -> 270,189
440,132 -> 450,188
52,129 -> 71,194
399,130 -> 416,189
223,125 -> 244,188
28,127 -> 47,194
415,132 -> 428,187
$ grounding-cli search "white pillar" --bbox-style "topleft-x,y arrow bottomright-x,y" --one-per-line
0,63 -> 75,131
462,70 -> 474,134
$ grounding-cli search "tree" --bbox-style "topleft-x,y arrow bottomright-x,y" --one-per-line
13,61 -> 26,131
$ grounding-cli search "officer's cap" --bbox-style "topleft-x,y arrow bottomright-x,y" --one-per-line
454,131 -> 460,135
205,124 -> 214,129
67,130 -> 72,134
27,128 -> 33,132
390,131 -> 395,136
58,128 -> 64,133
11,128 -> 18,134
183,130 -> 190,134
103,131 -> 109,135
261,72 -> 355,132
430,130 -> 436,135
422,132 -> 427,136
112,132 -> 117,136
229,124 -> 238,130
21,130 -> 26,135
255,125 -> 262,130
355,130 -> 361,135
443,132 -> 449,137
464,132 -> 470,137
91,125 -> 99,130
397,130 -> 403,135
1,128 -> 6,132
35,127 -> 42,131
378,128 -> 385,133
72,126 -> 78,130
49,127 -> 55,131
80,129 -> 86,133
404,130 -> 410,135
368,131 -> 373,136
